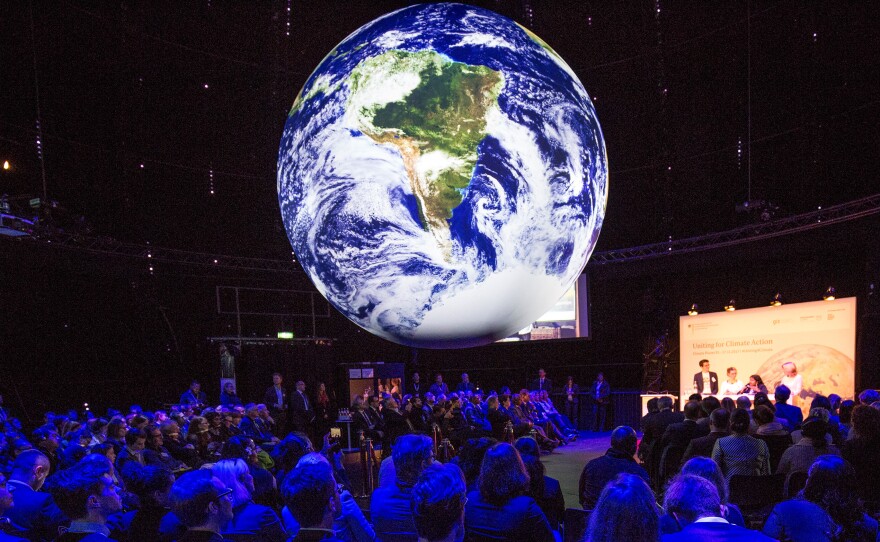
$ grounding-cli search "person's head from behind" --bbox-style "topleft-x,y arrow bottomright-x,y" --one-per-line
125,465 -> 174,508
729,408 -> 751,435
680,457 -> 729,504
455,437 -> 496,487
170,470 -> 234,530
803,455 -> 863,528
858,389 -> 879,406
663,474 -> 721,527
720,397 -> 735,412
51,469 -> 122,522
775,384 -> 791,404
212,458 -> 254,507
514,437 -> 545,497
753,405 -> 776,426
801,416 -> 828,445
281,461 -> 339,529
839,400 -> 856,425
850,404 -> 880,441
735,396 -> 751,411
709,408 -> 730,433
701,396 -> 721,418
393,434 -> 434,487
10,449 -> 51,490
609,426 -> 638,457
478,443 -> 529,506
683,401 -> 701,421
411,463 -> 467,542
585,473 -> 659,542
272,432 -> 314,472
811,394 -> 832,412
657,396 -> 673,412
646,397 -> 659,414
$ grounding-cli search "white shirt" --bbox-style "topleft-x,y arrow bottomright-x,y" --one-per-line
701,372 -> 712,395
781,374 -> 802,397
720,379 -> 744,395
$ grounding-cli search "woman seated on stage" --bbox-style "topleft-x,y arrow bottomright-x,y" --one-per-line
719,367 -> 744,396
741,374 -> 768,395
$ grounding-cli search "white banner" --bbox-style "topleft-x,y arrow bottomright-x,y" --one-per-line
679,297 -> 856,413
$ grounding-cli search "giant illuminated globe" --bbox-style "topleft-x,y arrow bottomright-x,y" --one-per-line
278,3 -> 607,348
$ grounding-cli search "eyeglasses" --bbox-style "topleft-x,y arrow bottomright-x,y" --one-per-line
215,488 -> 234,502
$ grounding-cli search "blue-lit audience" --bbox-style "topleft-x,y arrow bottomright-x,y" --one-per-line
1,378 -> 879,542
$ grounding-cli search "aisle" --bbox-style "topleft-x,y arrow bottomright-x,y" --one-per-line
542,431 -> 610,508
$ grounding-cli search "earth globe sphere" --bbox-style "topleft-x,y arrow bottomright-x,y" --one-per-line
277,3 -> 607,348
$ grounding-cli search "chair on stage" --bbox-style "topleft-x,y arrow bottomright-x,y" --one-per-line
563,508 -> 591,542
729,473 -> 785,529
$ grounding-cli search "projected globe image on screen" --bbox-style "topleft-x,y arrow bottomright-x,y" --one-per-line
277,3 -> 607,348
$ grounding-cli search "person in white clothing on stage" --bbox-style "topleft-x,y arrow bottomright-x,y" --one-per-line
719,367 -> 744,396
781,361 -> 803,406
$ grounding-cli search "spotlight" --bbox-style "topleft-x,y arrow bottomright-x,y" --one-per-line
2,160 -> 9,170
770,293 -> 783,307
724,300 -> 736,312
823,287 -> 836,301
687,304 -> 699,316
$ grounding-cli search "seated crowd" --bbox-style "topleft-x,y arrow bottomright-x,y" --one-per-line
2,379 -> 879,542
577,386 -> 880,541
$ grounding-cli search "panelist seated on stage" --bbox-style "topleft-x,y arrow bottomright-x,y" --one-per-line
692,360 -> 718,395
740,374 -> 769,395
719,367 -> 743,396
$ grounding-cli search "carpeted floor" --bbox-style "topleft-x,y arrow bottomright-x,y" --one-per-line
543,431 -> 609,508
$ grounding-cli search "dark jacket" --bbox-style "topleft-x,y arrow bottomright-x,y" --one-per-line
775,402 -> 804,431
463,490 -> 554,542
263,386 -> 288,414
5,481 -> 67,542
640,409 -> 685,458
369,483 -> 417,541
692,372 -> 719,395
222,501 -> 285,542
289,391 -> 315,430
529,378 -> 553,395
682,431 -> 730,463
662,520 -> 775,541
660,419 -> 710,451
578,448 -> 650,509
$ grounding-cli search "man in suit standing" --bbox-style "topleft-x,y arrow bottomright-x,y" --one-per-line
290,381 -> 315,435
529,368 -> 553,395
409,372 -> 425,398
693,360 -> 718,396
589,372 -> 611,432
661,474 -> 775,541
263,373 -> 288,436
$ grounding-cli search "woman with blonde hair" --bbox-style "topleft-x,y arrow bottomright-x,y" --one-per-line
211,458 -> 286,541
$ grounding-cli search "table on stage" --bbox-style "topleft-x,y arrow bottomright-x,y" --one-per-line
640,393 -> 775,416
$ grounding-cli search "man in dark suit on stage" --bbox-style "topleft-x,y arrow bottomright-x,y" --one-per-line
692,359 -> 718,396
289,380 -> 315,434
263,373 -> 289,435
529,368 -> 553,395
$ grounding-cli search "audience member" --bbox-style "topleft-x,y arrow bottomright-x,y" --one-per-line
451,438 -> 496,492
752,405 -> 792,471
763,455 -> 879,542
429,375 -> 449,398
712,408 -> 770,479
51,467 -> 122,541
179,382 -> 208,409
579,426 -> 649,509
370,435 -> 433,541
640,396 -> 684,484
776,416 -> 840,486
170,470 -> 234,541
661,474 -> 774,541
463,443 -> 553,541
513,437 -> 564,530
410,463 -> 467,542
210,459 -> 285,541
773,385 -> 803,430
281,461 -> 342,542
659,457 -> 744,534
584,473 -> 659,542
122,465 -> 175,542
682,408 -> 730,463
842,404 -> 880,511
4,450 -> 66,541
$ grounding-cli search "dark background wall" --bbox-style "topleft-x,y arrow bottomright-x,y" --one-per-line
2,216 -> 877,421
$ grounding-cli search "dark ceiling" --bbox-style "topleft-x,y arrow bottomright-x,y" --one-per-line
2,1 -> 878,260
